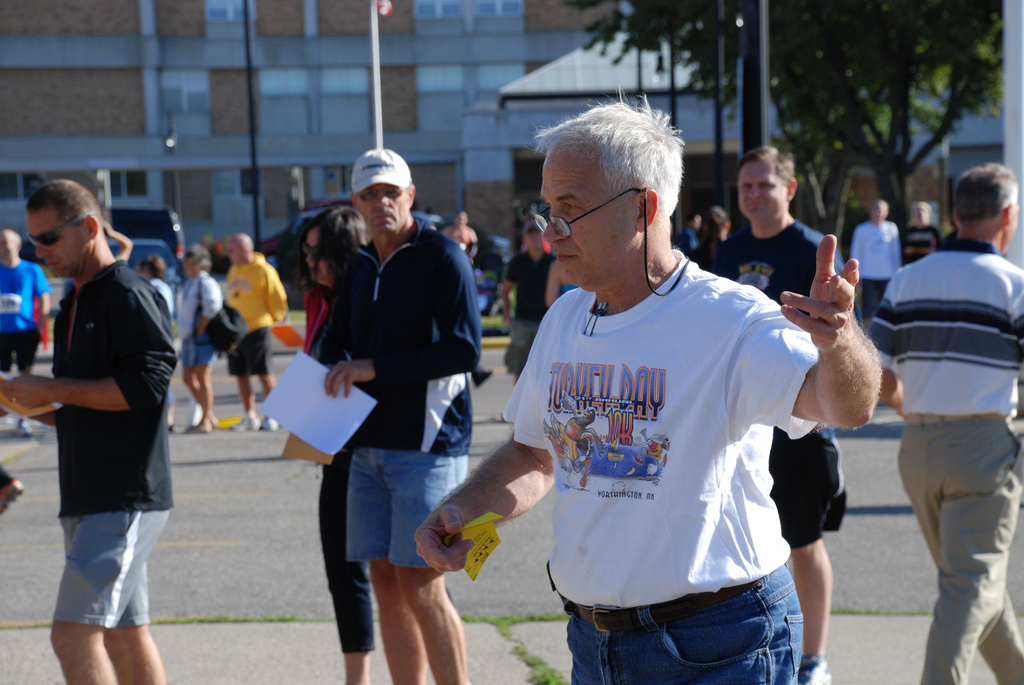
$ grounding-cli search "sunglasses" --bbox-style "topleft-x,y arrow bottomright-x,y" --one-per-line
28,212 -> 95,247
533,188 -> 645,237
356,186 -> 405,203
302,242 -> 324,261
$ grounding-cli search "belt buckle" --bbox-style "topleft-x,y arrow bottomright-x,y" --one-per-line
590,608 -> 612,632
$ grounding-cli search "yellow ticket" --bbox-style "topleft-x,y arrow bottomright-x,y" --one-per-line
444,512 -> 503,582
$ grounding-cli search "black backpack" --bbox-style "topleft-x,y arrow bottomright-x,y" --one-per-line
194,276 -> 248,353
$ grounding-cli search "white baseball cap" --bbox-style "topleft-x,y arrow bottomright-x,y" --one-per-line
351,148 -> 412,194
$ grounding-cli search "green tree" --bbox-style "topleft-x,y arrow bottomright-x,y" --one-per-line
571,0 -> 1003,233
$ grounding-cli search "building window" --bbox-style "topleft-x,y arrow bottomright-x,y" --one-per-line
259,69 -> 308,96
322,68 -> 369,95
476,0 -> 522,16
478,63 -> 524,91
161,71 -> 210,113
206,0 -> 253,22
0,172 -> 46,201
415,0 -> 461,18
110,171 -> 148,199
214,169 -> 261,196
417,66 -> 464,93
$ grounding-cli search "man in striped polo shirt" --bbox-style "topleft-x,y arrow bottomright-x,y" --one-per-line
873,163 -> 1024,684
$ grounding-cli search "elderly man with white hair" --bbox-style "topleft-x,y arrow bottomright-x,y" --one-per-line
415,98 -> 880,684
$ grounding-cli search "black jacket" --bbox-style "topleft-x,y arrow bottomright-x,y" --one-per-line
53,261 -> 177,516
322,220 -> 481,455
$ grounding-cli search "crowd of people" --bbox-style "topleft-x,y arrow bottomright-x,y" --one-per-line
1,97 -> 1023,685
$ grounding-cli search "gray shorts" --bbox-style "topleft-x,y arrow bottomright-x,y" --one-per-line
54,510 -> 169,628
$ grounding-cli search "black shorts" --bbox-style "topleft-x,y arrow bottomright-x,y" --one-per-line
227,327 -> 274,377
0,329 -> 41,373
768,430 -> 845,548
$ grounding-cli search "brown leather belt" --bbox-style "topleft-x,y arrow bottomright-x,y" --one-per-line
570,578 -> 763,632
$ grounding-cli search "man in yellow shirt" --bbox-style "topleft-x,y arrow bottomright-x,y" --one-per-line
226,233 -> 288,430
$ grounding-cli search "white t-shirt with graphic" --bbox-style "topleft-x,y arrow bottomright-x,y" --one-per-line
504,261 -> 819,608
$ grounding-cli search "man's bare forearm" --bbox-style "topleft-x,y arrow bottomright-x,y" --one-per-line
809,322 -> 881,427
442,438 -> 554,524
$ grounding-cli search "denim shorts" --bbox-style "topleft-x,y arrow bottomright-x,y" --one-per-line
565,565 -> 802,684
346,447 -> 467,567
54,510 -> 169,628
181,333 -> 217,368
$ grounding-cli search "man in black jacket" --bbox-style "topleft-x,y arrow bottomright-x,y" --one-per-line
2,180 -> 176,685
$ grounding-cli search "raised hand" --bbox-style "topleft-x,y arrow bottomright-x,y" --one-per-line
779,234 -> 860,350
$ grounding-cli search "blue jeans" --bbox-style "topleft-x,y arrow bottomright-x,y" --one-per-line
860,278 -> 889,321
346,447 -> 467,567
565,566 -> 802,684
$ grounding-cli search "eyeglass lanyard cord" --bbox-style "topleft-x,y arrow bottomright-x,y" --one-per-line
583,257 -> 689,337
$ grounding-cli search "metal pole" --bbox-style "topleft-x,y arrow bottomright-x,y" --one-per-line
165,111 -> 182,218
636,47 -> 643,96
713,0 -> 726,207
1004,0 -> 1024,267
740,0 -> 769,152
668,42 -> 677,130
242,0 -> 261,246
371,1 -> 384,150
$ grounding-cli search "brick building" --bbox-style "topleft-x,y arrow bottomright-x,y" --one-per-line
0,0 -> 1003,246
0,0 -> 610,243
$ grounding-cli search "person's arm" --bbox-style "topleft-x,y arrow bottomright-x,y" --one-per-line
104,223 -> 133,261
265,266 -> 289,323
879,368 -> 905,417
197,275 -> 223,337
415,438 -> 554,572
0,376 -> 129,412
783,235 -> 881,427
9,287 -> 177,414
38,292 -> 51,319
501,279 -> 515,327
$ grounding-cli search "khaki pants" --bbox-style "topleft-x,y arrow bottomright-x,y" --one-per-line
900,416 -> 1024,685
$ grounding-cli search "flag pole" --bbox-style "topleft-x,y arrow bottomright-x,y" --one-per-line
370,0 -> 384,150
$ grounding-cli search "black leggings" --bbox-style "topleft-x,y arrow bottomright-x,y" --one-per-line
319,453 -> 375,654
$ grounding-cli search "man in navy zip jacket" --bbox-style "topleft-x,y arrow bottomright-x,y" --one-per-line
323,149 -> 480,685
3,180 -> 176,685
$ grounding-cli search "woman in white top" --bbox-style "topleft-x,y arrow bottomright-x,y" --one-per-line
179,245 -> 223,432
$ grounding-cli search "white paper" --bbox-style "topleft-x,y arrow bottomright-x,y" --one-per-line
260,351 -> 377,455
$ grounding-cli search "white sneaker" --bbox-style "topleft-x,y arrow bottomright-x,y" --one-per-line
798,657 -> 831,685
16,418 -> 32,438
231,415 -> 258,431
260,417 -> 279,431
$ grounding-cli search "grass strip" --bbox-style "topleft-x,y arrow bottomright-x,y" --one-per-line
463,614 -> 569,685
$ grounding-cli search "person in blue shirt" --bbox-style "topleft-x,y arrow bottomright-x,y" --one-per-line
0,228 -> 52,437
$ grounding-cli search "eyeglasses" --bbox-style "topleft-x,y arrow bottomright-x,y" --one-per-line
533,188 -> 645,238
28,212 -> 95,247
356,186 -> 405,203
302,242 -> 323,262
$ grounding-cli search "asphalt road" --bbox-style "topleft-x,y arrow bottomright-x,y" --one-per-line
1,346 -> 1022,684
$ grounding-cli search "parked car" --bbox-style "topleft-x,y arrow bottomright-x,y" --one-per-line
109,206 -> 185,263
474,234 -> 512,318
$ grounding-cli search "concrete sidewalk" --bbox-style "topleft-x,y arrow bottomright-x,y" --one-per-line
2,614 -> 1018,683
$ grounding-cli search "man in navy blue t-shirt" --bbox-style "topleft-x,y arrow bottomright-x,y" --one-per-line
714,146 -> 847,685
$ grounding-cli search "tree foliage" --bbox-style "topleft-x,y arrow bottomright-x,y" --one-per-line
569,0 -> 1003,233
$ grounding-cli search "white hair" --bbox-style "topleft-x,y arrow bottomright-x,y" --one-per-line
533,97 -> 685,222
